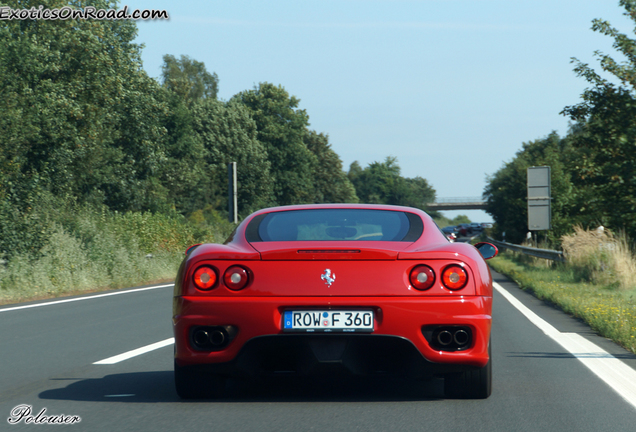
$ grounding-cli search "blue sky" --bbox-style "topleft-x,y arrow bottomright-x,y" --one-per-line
129,0 -> 632,222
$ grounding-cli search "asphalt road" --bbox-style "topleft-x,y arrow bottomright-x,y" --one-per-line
1,272 -> 636,431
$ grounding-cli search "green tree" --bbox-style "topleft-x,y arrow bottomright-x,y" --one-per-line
347,161 -> 364,187
484,1 -> 636,243
483,132 -> 576,244
560,0 -> 636,238
403,176 -> 438,215
161,54 -> 219,104
232,83 -> 316,205
192,99 -> 274,216
0,0 -> 169,212
563,90 -> 636,238
348,157 -> 436,211
349,157 -> 402,204
157,91 -> 208,213
304,131 -> 358,203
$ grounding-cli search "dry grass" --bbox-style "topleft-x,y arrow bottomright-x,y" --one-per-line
485,226 -> 636,355
0,207 -> 235,305
561,226 -> 636,290
489,253 -> 636,355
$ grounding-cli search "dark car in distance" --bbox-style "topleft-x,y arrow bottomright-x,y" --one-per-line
457,223 -> 473,235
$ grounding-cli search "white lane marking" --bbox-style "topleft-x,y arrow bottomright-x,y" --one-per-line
93,338 -> 174,365
494,281 -> 636,410
104,394 -> 135,398
0,283 -> 174,313
493,281 -> 560,338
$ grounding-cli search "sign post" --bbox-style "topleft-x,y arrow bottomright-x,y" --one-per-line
228,162 -> 238,224
527,166 -> 551,231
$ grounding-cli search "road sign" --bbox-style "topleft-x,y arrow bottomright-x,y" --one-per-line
527,166 -> 551,231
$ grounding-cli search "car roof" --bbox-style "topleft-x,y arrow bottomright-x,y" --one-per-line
231,203 -> 448,249
248,203 -> 429,215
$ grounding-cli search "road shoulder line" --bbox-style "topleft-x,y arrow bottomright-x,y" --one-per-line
493,281 -> 636,410
0,283 -> 174,313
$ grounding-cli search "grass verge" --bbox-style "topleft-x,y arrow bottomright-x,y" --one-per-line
0,205 -> 234,306
488,251 -> 636,355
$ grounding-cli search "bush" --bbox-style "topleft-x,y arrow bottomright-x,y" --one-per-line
0,202 -> 231,304
186,205 -> 236,244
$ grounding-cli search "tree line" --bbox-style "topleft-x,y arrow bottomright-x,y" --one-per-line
484,0 -> 636,245
0,0 -> 436,260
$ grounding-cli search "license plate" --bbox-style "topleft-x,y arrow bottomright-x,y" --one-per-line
283,310 -> 374,333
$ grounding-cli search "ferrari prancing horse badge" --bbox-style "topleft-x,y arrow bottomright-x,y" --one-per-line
321,269 -> 336,287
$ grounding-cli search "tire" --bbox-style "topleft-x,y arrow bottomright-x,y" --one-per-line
444,343 -> 492,399
174,361 -> 225,399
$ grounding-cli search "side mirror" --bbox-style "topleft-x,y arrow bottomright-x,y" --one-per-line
474,242 -> 498,260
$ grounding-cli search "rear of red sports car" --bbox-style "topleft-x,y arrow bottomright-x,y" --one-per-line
173,204 -> 497,399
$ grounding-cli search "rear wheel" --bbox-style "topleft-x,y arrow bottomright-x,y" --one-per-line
444,343 -> 491,399
174,361 -> 225,399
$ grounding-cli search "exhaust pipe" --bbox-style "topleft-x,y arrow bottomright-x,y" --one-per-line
423,326 -> 472,351
193,330 -> 210,346
191,326 -> 235,350
437,330 -> 453,346
453,329 -> 469,346
210,330 -> 226,346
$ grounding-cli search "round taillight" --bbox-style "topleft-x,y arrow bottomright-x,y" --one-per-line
442,265 -> 468,290
224,266 -> 249,290
193,266 -> 218,290
410,265 -> 435,290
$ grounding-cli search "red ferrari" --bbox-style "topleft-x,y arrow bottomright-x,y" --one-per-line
173,204 -> 498,399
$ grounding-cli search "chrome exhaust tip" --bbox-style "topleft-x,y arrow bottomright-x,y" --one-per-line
453,329 -> 469,346
210,330 -> 226,346
437,330 -> 453,346
190,325 -> 236,351
193,330 -> 210,346
423,325 -> 473,352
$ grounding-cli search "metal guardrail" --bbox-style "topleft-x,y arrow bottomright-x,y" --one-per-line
487,237 -> 565,262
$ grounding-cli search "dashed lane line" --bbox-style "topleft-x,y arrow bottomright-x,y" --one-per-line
93,338 -> 175,364
87,279 -> 636,411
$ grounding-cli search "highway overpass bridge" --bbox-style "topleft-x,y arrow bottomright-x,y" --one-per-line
426,197 -> 487,210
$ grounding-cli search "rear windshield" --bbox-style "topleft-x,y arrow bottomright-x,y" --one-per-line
246,209 -> 422,242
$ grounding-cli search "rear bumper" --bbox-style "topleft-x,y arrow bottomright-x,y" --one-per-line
173,296 -> 492,373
